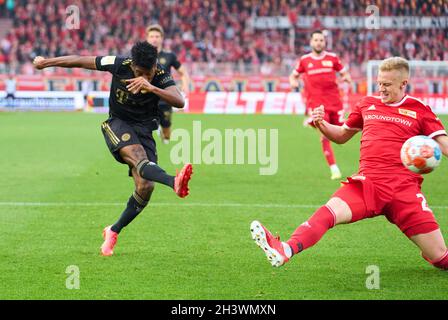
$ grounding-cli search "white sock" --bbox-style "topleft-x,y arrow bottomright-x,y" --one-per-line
330,164 -> 340,172
282,242 -> 292,258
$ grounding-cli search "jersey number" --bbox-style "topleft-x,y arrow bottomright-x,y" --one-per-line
417,193 -> 432,212
116,88 -> 129,104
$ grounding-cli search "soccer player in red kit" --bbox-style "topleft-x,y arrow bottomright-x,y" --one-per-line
252,57 -> 448,270
289,30 -> 352,180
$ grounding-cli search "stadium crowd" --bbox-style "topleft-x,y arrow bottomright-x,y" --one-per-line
0,0 -> 447,74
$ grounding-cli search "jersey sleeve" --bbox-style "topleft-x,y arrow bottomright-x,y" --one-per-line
171,53 -> 182,70
152,67 -> 176,89
333,55 -> 345,72
95,56 -> 123,74
343,99 -> 363,131
421,106 -> 447,138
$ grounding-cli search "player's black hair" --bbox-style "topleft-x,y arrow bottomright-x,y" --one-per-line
310,30 -> 324,38
131,41 -> 158,69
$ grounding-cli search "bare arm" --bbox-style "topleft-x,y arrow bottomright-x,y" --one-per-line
434,135 -> 448,157
289,70 -> 300,88
152,85 -> 185,109
312,105 -> 358,144
339,70 -> 352,84
33,55 -> 97,70
175,65 -> 191,95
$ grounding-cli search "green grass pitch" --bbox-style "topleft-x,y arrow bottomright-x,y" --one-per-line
0,112 -> 447,300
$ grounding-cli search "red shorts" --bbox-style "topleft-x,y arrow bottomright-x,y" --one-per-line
332,175 -> 439,237
305,107 -> 344,127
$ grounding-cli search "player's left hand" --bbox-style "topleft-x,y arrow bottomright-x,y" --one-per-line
125,77 -> 155,94
311,105 -> 325,124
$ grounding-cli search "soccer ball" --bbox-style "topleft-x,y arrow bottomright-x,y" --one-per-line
400,135 -> 442,174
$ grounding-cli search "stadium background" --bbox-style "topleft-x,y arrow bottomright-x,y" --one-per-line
1,0 -> 448,300
0,0 -> 447,113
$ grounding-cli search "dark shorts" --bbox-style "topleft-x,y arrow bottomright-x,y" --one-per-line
158,101 -> 173,128
101,117 -> 158,175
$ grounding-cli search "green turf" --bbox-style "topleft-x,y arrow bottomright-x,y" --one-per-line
0,112 -> 447,300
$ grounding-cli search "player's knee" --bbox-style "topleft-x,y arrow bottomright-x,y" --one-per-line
326,197 -> 352,225
121,145 -> 147,168
136,159 -> 152,178
136,180 -> 155,198
423,250 -> 448,270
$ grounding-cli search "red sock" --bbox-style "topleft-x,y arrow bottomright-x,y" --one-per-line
321,137 -> 336,166
286,206 -> 336,255
423,250 -> 448,270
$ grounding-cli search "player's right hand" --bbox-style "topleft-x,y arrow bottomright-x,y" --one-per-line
289,78 -> 299,89
33,56 -> 46,70
311,105 -> 325,124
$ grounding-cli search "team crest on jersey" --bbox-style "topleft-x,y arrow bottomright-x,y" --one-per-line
322,60 -> 333,67
121,133 -> 131,142
398,108 -> 417,119
159,57 -> 167,65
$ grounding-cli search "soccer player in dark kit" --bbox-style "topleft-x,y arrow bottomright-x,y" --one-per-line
146,24 -> 191,144
33,42 -> 193,256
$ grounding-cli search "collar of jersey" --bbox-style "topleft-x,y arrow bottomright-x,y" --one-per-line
308,51 -> 328,60
384,95 -> 409,107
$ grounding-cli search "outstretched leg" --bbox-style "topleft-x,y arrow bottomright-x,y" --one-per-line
286,197 -> 352,255
251,181 -> 368,267
410,229 -> 448,270
121,144 -> 192,197
251,197 -> 354,267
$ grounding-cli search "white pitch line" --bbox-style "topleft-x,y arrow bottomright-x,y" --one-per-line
0,202 -> 318,209
0,202 -> 447,210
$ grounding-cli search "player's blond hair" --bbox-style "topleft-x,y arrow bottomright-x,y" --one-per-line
379,57 -> 410,78
146,24 -> 164,37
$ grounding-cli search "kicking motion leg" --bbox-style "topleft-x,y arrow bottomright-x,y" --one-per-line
101,144 -> 192,256
411,229 -> 448,270
251,197 -> 353,267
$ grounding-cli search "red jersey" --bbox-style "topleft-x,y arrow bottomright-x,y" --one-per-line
295,51 -> 345,111
344,95 -> 446,180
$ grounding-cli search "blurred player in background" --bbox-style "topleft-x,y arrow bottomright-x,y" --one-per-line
81,79 -> 93,111
5,74 -> 16,102
253,57 -> 448,270
33,42 -> 193,256
289,30 -> 352,180
146,24 -> 191,144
